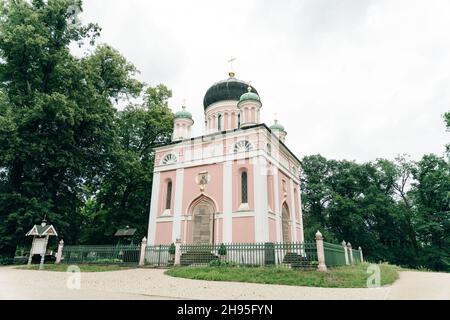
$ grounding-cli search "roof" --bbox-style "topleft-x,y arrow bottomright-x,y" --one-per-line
270,122 -> 285,131
239,91 -> 261,103
114,228 -> 137,237
174,107 -> 193,120
203,77 -> 258,109
26,224 -> 58,237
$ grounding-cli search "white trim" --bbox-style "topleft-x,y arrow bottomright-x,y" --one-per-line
273,167 -> 282,242
171,168 -> 184,242
148,172 -> 161,245
237,203 -> 250,211
155,150 -> 300,185
231,211 -> 256,218
289,179 -> 298,242
253,156 -> 269,242
298,186 -> 305,243
223,161 -> 232,243
156,216 -> 174,222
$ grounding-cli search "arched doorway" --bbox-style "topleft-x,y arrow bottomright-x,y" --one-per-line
191,198 -> 216,244
282,202 -> 291,243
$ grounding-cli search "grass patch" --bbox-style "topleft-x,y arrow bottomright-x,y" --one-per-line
165,263 -> 402,288
16,264 -> 132,273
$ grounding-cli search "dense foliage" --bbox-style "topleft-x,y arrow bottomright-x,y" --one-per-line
0,0 -> 172,257
300,154 -> 450,271
0,0 -> 448,272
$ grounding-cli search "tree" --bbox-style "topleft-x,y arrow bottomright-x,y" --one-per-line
410,154 -> 450,270
79,85 -> 174,244
0,0 -> 142,257
444,112 -> 450,156
300,155 -> 421,267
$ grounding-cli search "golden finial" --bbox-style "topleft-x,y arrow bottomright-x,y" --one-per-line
228,56 -> 236,78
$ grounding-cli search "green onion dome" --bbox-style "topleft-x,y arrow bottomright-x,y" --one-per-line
174,106 -> 192,120
239,86 -> 261,103
203,74 -> 259,109
270,120 -> 285,131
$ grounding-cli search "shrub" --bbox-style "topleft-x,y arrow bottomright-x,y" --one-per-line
209,259 -> 236,267
0,257 -> 14,265
218,244 -> 227,256
169,243 -> 176,255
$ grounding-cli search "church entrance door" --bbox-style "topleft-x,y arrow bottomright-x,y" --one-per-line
282,203 -> 291,243
191,199 -> 215,244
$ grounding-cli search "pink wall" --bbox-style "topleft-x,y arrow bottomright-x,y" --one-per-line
155,222 -> 173,245
232,217 -> 255,243
296,228 -> 302,242
232,160 -> 254,212
182,164 -> 223,214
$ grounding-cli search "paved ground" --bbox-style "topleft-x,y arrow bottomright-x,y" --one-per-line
0,266 -> 449,300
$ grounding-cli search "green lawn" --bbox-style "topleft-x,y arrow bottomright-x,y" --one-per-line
16,264 -> 131,272
165,263 -> 402,288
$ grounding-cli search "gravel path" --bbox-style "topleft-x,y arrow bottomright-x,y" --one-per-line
0,266 -> 448,300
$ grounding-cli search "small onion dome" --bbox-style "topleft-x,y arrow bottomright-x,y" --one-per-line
270,119 -> 285,131
174,106 -> 192,120
239,86 -> 261,103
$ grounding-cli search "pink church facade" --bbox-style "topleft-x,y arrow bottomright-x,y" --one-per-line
147,73 -> 304,245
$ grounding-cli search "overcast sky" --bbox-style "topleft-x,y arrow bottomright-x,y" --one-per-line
78,0 -> 449,162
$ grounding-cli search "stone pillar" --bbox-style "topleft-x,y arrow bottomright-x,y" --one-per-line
222,161 -> 233,243
315,230 -> 327,272
27,238 -> 35,268
139,237 -> 147,267
348,242 -> 354,265
342,240 -> 349,265
39,235 -> 49,270
55,239 -> 64,264
359,246 -> 364,263
174,239 -> 182,266
172,168 -> 185,242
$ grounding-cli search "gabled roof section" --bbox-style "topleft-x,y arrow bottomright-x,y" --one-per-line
26,225 -> 58,237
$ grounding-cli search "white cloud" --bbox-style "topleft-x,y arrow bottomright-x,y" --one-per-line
79,0 -> 449,162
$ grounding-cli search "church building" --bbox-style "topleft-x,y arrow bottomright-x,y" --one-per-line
147,71 -> 304,245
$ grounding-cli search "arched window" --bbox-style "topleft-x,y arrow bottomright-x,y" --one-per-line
234,140 -> 253,153
218,114 -> 222,131
161,153 -> 177,165
166,180 -> 172,210
267,143 -> 272,156
241,171 -> 248,204
237,114 -> 241,128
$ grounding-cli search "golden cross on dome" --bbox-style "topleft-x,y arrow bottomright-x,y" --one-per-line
228,56 -> 237,77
